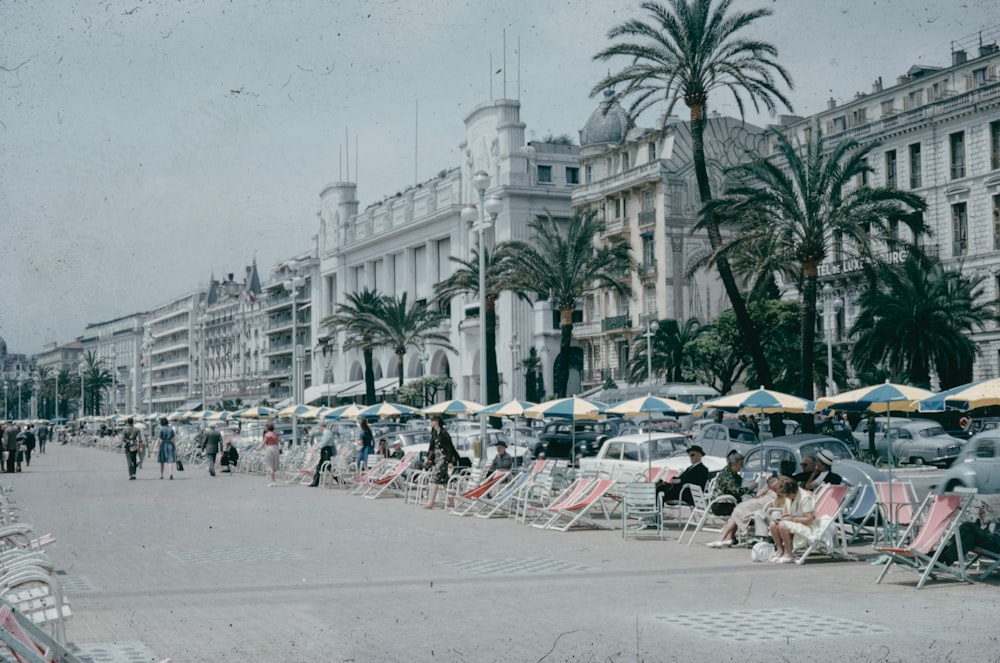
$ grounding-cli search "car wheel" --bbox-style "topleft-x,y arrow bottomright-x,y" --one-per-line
944,480 -> 963,493
909,456 -> 924,466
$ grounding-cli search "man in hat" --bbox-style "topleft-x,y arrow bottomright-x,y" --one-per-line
389,440 -> 405,460
309,422 -> 338,487
804,449 -> 843,491
657,444 -> 710,505
489,438 -> 514,472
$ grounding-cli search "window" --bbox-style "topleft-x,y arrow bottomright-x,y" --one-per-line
616,340 -> 629,376
851,108 -> 867,127
952,202 -> 968,256
881,99 -> 895,116
906,89 -> 923,110
644,286 -> 655,316
648,142 -> 657,161
670,183 -> 684,215
974,68 -> 988,87
858,157 -> 869,188
641,235 -> 655,266
991,121 -> 1000,171
566,167 -> 579,185
994,194 -> 1000,250
621,151 -> 630,171
585,165 -> 593,184
950,131 -> 966,179
909,143 -> 922,188
537,165 -> 552,183
614,198 -> 622,220
832,116 -> 846,133
885,150 -> 897,188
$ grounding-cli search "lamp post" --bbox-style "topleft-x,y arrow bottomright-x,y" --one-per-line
110,349 -> 117,415
17,376 -> 24,420
142,328 -> 154,415
3,383 -> 7,419
79,362 -> 85,420
508,334 -> 521,401
198,313 -> 210,413
819,283 -> 843,398
461,170 -> 501,466
283,263 -> 306,404
642,314 -> 659,386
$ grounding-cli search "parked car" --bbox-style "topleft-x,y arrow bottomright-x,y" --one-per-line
937,430 -> 1000,493
578,433 -> 726,481
740,434 -> 886,492
535,420 -> 622,460
688,421 -> 759,458
814,418 -> 858,452
852,416 -> 937,460
887,421 -> 964,467
408,430 -> 528,466
757,418 -> 800,441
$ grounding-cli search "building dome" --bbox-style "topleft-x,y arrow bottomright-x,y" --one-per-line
580,89 -> 629,146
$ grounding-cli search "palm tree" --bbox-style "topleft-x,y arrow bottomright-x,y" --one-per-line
851,254 -> 995,389
55,368 -> 74,420
434,245 -> 528,406
321,288 -> 385,405
592,0 -> 793,391
35,366 -> 53,419
627,317 -> 706,383
705,128 -> 927,398
504,210 -> 633,398
366,293 -> 455,391
80,351 -> 112,416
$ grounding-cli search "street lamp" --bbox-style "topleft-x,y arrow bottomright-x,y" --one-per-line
642,314 -> 659,386
142,327 -> 154,415
17,376 -> 24,420
79,362 -> 85,420
198,313 -> 210,413
110,349 -> 117,415
508,334 -> 521,401
461,170 -> 501,466
819,283 -> 844,398
283,263 -> 306,405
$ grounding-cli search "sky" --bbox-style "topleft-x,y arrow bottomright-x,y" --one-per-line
2,0 -> 997,355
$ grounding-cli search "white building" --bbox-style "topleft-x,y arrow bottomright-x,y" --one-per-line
79,313 -> 146,415
316,99 -> 578,403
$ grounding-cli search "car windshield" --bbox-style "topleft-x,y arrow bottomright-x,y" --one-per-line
801,441 -> 851,461
918,426 -> 946,437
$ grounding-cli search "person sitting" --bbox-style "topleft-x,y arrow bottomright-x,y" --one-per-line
793,456 -> 815,488
939,502 -> 1000,567
376,437 -> 389,459
657,445 -> 709,505
768,477 -> 818,563
389,440 -> 405,460
707,475 -> 781,547
219,440 -> 239,473
489,439 -> 514,472
710,451 -> 758,516
803,449 -> 843,491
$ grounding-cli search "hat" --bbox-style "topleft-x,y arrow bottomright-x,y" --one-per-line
816,449 -> 836,467
392,440 -> 402,447
688,445 -> 705,456
495,440 -> 507,447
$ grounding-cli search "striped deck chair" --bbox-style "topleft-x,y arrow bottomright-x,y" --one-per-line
470,461 -> 553,519
0,599 -> 82,662
523,477 -> 597,526
348,458 -> 392,495
536,479 -> 617,531
795,483 -> 858,564
871,481 -> 918,547
449,471 -> 510,515
875,490 -> 975,589
361,452 -> 417,498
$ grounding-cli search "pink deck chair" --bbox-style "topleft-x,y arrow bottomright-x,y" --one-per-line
872,481 -> 917,546
795,484 -> 857,564
534,479 -> 617,531
875,491 -> 975,588
449,471 -> 510,515
359,452 -> 417,498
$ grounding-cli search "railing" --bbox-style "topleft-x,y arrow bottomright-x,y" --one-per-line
602,314 -> 631,332
638,210 -> 656,227
638,260 -> 658,278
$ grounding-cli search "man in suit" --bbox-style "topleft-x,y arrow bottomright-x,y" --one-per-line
201,424 -> 223,477
309,422 -> 337,487
803,449 -> 843,491
657,445 -> 710,505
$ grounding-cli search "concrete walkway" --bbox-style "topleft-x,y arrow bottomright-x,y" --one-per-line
5,443 -> 996,662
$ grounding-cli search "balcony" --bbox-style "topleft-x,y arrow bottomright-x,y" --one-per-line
638,260 -> 658,280
638,210 -> 656,227
603,216 -> 630,239
602,314 -> 631,332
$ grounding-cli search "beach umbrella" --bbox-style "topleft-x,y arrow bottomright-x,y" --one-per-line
357,402 -> 419,419
420,399 -> 485,416
323,403 -> 365,420
277,404 -> 321,419
607,395 -> 693,476
166,410 -> 188,421
919,378 -> 1000,412
205,411 -> 234,421
479,399 -> 537,462
697,387 -> 812,415
234,406 -> 279,419
524,396 -> 608,464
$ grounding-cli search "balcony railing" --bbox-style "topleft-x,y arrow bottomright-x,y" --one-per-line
602,314 -> 631,332
638,260 -> 658,278
638,210 -> 656,227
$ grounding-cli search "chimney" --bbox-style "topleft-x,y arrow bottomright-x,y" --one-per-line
872,76 -> 883,93
981,43 -> 999,57
827,97 -> 837,110
953,49 -> 967,66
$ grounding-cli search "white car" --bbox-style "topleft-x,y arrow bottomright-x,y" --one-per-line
578,433 -> 727,482
937,430 -> 1000,493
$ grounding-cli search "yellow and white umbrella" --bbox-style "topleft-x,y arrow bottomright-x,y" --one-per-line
420,399 -> 485,416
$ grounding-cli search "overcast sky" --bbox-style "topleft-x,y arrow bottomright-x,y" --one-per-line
2,0 -> 996,355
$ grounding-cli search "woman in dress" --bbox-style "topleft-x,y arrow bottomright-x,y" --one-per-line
261,421 -> 281,486
707,474 -> 781,547
423,415 -> 459,509
768,477 -> 818,563
156,417 -> 176,480
357,419 -> 375,470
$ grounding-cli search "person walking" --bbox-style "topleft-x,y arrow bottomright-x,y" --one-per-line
201,424 -> 222,477
36,422 -> 49,454
309,422 -> 337,487
156,417 -> 177,480
423,415 -> 459,509
356,419 -> 374,471
261,421 -> 281,486
2,422 -> 17,473
122,417 -> 141,480
20,425 -> 36,469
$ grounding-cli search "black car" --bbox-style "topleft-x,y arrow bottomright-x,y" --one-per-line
535,420 -> 621,459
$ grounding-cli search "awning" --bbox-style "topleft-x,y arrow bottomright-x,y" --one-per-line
303,381 -> 362,404
180,400 -> 203,411
273,398 -> 293,409
338,377 -> 400,398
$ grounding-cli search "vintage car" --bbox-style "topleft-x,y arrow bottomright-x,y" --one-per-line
937,430 -> 1000,494
578,433 -> 727,482
688,421 -> 759,457
534,420 -> 622,460
408,430 -> 529,466
887,421 -> 963,467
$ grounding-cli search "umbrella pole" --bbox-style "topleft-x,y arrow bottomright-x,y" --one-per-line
886,405 -> 894,544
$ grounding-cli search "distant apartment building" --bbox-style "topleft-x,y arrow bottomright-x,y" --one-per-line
571,90 -> 762,388
776,34 -> 1000,380
260,255 -> 316,406
79,313 -> 147,414
316,98 -> 578,402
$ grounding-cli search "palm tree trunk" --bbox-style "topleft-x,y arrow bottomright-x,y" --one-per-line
485,296 -> 500,406
396,352 -> 405,390
363,347 -> 376,405
689,107 -> 774,389
800,268 -> 819,400
556,307 -> 575,398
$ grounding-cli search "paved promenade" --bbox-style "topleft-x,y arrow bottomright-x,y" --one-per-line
5,443 -> 996,662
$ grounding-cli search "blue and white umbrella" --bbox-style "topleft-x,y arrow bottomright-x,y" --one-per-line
524,397 -> 608,463
478,399 -> 536,417
357,402 -> 420,419
322,403 -> 365,420
420,399 -> 485,416
697,387 -> 812,415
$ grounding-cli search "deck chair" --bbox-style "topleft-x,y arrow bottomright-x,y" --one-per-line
968,547 -> 1000,581
795,484 -> 858,564
875,491 -> 975,589
678,482 -> 739,546
523,477 -> 596,526
0,570 -> 72,644
621,482 -> 663,540
449,471 -> 510,515
0,599 -> 83,663
347,458 -> 392,494
871,481 -> 918,547
471,470 -> 539,519
360,452 -> 417,498
535,479 -> 617,531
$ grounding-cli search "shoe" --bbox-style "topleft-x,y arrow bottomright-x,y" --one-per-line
308,483 -> 318,487
160,476 -> 163,480
268,482 -> 275,487
210,472 -> 216,477
706,540 -> 732,548
129,476 -> 135,480
775,556 -> 795,564
169,475 -> 173,480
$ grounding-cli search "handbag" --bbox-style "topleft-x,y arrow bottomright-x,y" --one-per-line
751,541 -> 775,562
176,459 -> 185,471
